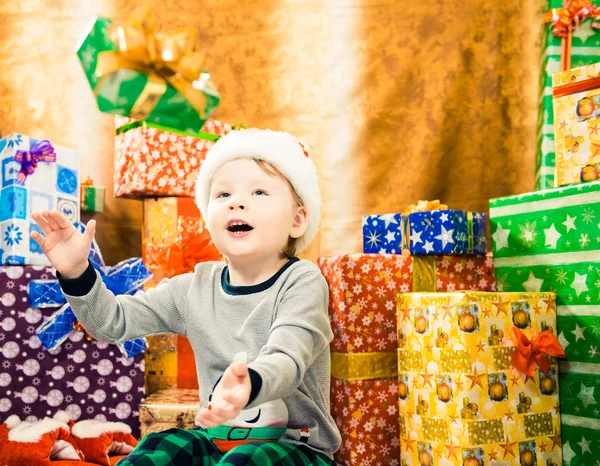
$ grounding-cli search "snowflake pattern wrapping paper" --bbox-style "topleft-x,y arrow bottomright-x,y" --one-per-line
317,253 -> 495,466
490,181 -> 600,464
114,116 -> 232,198
0,133 -> 79,265
398,291 -> 562,466
0,265 -> 145,437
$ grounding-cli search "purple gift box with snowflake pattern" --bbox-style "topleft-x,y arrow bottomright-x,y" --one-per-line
1,133 -> 79,266
0,265 -> 144,436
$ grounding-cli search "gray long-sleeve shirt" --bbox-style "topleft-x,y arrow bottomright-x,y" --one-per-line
60,258 -> 341,457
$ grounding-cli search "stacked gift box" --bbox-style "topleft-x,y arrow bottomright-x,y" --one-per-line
398,291 -> 562,466
490,181 -> 600,464
318,202 -> 495,466
489,57 -> 600,464
0,264 -> 146,436
0,132 -> 151,435
109,100 -> 232,428
1,133 -> 79,265
142,197 -> 221,393
537,0 -> 600,190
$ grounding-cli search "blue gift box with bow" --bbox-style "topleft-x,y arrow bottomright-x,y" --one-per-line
0,133 -> 80,265
362,213 -> 402,254
32,223 -> 151,357
404,210 -> 487,255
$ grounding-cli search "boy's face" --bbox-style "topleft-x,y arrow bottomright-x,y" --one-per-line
206,158 -> 307,262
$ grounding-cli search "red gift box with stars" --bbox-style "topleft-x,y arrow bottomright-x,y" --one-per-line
317,252 -> 495,466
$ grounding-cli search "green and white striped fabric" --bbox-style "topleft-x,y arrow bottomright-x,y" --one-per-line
490,181 -> 600,465
537,0 -> 600,191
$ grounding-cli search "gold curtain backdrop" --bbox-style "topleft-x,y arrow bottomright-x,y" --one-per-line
0,0 -> 544,264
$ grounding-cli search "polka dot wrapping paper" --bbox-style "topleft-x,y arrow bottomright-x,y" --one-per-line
0,265 -> 145,437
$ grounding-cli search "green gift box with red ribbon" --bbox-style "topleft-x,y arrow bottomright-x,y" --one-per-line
0,133 -> 80,265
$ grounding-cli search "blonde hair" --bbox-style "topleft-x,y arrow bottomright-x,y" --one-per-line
254,159 -> 304,258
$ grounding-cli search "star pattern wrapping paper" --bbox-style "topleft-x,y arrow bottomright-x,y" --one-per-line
397,291 -> 561,466
0,265 -> 145,437
490,182 -> 600,465
317,253 -> 495,466
552,62 -> 600,187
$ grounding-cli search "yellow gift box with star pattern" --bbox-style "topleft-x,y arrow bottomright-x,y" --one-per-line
397,291 -> 562,466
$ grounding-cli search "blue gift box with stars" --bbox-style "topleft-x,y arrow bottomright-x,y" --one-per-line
0,133 -> 79,265
362,213 -> 402,254
405,209 -> 487,255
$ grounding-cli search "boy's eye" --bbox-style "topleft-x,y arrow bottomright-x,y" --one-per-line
254,190 -> 267,196
217,192 -> 230,199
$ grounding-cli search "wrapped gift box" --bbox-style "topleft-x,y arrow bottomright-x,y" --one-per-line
142,196 -> 221,284
490,182 -> 600,463
537,0 -> 600,190
0,265 -> 145,437
552,62 -> 600,187
76,10 -> 220,134
362,213 -> 402,254
114,117 -> 232,198
0,133 -> 79,265
139,388 -> 199,437
80,178 -> 105,212
317,252 -> 495,466
398,291 -> 562,466
404,210 -> 487,255
142,197 -> 220,393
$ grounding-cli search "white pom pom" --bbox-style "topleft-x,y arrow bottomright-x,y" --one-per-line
5,415 -> 21,430
53,411 -> 70,424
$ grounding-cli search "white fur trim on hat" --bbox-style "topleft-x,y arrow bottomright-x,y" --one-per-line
195,128 -> 321,254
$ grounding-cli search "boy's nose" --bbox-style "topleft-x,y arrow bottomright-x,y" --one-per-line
228,202 -> 245,211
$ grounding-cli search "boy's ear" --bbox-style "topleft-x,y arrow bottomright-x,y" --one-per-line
290,206 -> 308,239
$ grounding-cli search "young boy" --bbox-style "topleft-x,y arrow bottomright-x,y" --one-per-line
31,129 -> 342,466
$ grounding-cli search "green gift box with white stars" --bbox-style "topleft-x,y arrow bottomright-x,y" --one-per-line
537,0 -> 600,191
490,181 -> 600,465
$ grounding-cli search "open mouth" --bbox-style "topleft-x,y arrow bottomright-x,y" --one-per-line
227,221 -> 254,234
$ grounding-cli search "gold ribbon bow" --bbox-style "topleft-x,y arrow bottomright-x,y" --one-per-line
402,199 -> 448,215
95,7 -> 208,120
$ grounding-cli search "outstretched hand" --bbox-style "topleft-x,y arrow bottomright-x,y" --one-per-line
31,210 -> 95,279
195,361 -> 252,427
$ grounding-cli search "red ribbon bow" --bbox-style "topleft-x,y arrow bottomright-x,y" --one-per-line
512,327 -> 565,376
544,0 -> 600,37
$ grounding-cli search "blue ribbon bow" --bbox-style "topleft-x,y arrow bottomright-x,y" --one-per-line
31,222 -> 152,358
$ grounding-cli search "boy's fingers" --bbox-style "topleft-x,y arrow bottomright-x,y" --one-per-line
31,212 -> 53,236
84,220 -> 96,243
230,362 -> 248,378
197,409 -> 224,427
30,231 -> 46,248
48,210 -> 72,229
222,391 -> 245,408
211,403 -> 236,420
42,210 -> 61,230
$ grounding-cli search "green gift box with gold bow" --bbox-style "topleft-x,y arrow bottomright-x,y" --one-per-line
75,8 -> 220,134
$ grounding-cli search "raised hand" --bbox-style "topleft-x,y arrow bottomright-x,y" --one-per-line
195,361 -> 252,427
31,210 -> 95,279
